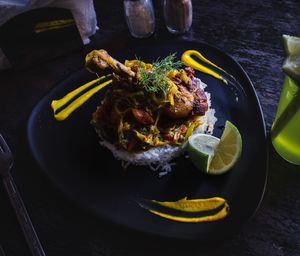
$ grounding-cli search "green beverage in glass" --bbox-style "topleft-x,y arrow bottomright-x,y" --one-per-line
271,75 -> 300,165
271,34 -> 300,165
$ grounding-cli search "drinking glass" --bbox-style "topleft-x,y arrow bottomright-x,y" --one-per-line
271,75 -> 300,165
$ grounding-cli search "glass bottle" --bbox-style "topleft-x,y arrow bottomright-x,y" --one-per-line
163,0 -> 193,34
123,0 -> 155,38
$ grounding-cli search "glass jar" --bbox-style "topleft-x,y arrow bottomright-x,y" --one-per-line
123,0 -> 155,38
163,0 -> 193,34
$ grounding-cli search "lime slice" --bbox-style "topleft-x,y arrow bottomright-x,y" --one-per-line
282,34 -> 300,84
282,34 -> 300,56
187,134 -> 220,173
209,121 -> 242,174
187,121 -> 242,174
282,54 -> 300,84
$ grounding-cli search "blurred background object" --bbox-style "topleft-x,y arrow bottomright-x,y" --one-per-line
123,0 -> 155,38
163,0 -> 192,34
0,0 -> 98,70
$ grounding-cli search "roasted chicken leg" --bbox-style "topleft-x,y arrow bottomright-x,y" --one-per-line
85,49 -> 135,78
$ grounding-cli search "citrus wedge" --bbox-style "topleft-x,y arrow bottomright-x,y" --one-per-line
187,121 -> 242,174
282,54 -> 300,84
187,134 -> 220,172
282,34 -> 300,84
282,34 -> 300,56
209,121 -> 242,174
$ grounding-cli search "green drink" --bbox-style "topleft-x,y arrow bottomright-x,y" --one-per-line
271,75 -> 300,165
271,34 -> 300,165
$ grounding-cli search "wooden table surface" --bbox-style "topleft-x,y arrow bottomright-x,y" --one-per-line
0,0 -> 300,255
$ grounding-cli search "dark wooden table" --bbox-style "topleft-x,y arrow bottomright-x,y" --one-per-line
1,0 -> 300,255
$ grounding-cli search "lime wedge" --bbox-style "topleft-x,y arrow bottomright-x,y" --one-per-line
187,134 -> 220,173
282,54 -> 300,84
209,121 -> 242,174
187,121 -> 242,174
283,34 -> 300,56
282,34 -> 300,84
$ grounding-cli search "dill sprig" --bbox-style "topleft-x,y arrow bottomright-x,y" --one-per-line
138,54 -> 182,94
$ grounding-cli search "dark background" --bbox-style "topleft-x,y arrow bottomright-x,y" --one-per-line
0,0 -> 300,255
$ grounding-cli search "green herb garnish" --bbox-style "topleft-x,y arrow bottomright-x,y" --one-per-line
139,54 -> 182,94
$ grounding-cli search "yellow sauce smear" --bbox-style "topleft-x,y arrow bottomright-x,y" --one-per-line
51,76 -> 112,121
152,197 -> 226,212
181,50 -> 228,84
142,197 -> 229,223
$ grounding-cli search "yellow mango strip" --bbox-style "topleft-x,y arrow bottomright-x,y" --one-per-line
152,197 -> 226,212
35,19 -> 74,29
167,70 -> 179,79
52,79 -> 112,121
35,24 -> 75,33
184,122 -> 196,141
167,80 -> 178,106
134,130 -> 153,144
34,19 -> 75,33
168,94 -> 175,106
153,137 -> 168,147
147,202 -> 229,223
179,70 -> 189,84
181,50 -> 228,84
125,60 -> 152,70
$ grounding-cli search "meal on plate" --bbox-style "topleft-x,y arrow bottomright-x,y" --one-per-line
85,49 -> 217,171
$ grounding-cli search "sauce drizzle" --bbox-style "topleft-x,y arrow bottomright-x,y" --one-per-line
181,50 -> 228,84
140,197 -> 230,223
152,196 -> 226,212
51,76 -> 112,121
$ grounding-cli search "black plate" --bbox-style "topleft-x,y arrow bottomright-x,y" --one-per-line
27,40 -> 267,241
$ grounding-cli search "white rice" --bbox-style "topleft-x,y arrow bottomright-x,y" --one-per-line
98,78 -> 217,175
